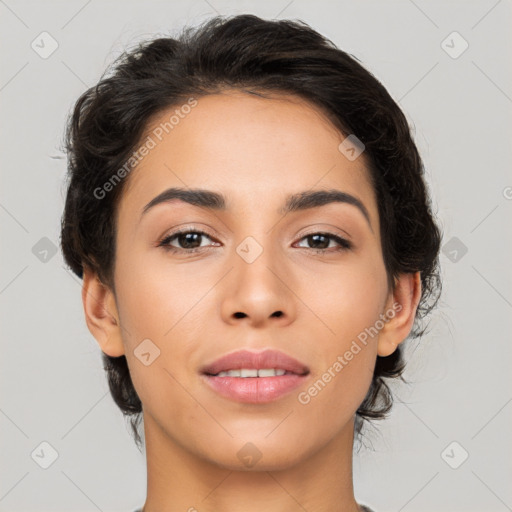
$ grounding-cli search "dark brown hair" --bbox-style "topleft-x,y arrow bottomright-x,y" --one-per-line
60,14 -> 442,451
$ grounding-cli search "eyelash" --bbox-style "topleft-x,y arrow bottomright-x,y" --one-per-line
157,229 -> 353,254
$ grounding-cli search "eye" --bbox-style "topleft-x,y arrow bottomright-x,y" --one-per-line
157,229 -> 218,253
294,232 -> 352,252
157,229 -> 352,254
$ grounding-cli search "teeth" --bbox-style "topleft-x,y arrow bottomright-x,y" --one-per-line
240,369 -> 258,377
215,368 -> 288,378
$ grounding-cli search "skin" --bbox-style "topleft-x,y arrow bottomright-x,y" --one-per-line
82,90 -> 421,512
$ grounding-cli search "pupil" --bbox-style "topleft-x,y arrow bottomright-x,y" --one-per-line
180,233 -> 201,248
177,233 -> 329,250
310,234 -> 328,249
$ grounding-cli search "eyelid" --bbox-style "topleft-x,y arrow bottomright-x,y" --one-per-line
294,230 -> 352,251
298,225 -> 352,241
157,226 -> 217,247
159,222 -> 352,240
157,225 -> 353,254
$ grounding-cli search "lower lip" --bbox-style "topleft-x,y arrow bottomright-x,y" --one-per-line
201,373 -> 308,403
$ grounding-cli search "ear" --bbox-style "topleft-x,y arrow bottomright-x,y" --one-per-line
82,266 -> 125,357
377,271 -> 422,357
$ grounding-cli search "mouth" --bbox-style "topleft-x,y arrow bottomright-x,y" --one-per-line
205,368 -> 304,377
200,349 -> 310,403
200,348 -> 310,376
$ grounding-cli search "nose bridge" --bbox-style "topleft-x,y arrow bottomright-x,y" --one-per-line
221,229 -> 295,325
233,232 -> 282,294
228,199 -> 280,278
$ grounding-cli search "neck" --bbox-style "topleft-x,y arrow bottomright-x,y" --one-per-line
140,413 -> 361,512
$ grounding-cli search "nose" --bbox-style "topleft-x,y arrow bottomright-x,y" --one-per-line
220,238 -> 296,328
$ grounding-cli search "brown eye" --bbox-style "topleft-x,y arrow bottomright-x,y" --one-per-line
158,229 -> 217,253
295,232 -> 352,252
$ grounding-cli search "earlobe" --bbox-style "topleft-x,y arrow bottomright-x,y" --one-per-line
82,266 -> 125,357
377,271 -> 421,357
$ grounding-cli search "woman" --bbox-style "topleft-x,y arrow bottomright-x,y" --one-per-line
60,14 -> 442,512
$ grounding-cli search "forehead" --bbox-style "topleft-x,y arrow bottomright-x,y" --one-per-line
119,90 -> 377,225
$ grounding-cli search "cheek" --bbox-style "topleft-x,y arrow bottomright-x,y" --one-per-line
113,246 -> 200,339
296,326 -> 376,436
300,253 -> 388,344
114,248 -> 208,380
294,253 -> 386,407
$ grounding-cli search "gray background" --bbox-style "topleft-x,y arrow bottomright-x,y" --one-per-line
1,1 -> 511,511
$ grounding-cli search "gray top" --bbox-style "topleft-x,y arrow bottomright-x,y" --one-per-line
134,505 -> 375,511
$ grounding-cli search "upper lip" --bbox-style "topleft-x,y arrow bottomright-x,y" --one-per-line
200,349 -> 310,376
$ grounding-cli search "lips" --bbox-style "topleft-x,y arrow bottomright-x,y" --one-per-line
200,349 -> 310,376
200,349 -> 310,404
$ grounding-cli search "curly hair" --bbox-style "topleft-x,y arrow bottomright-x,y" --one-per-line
60,13 -> 442,451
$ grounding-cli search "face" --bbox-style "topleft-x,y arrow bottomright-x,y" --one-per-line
109,90 -> 394,470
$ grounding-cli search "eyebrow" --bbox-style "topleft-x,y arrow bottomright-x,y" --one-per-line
141,187 -> 372,230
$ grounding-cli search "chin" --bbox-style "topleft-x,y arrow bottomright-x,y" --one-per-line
201,438 -> 312,472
